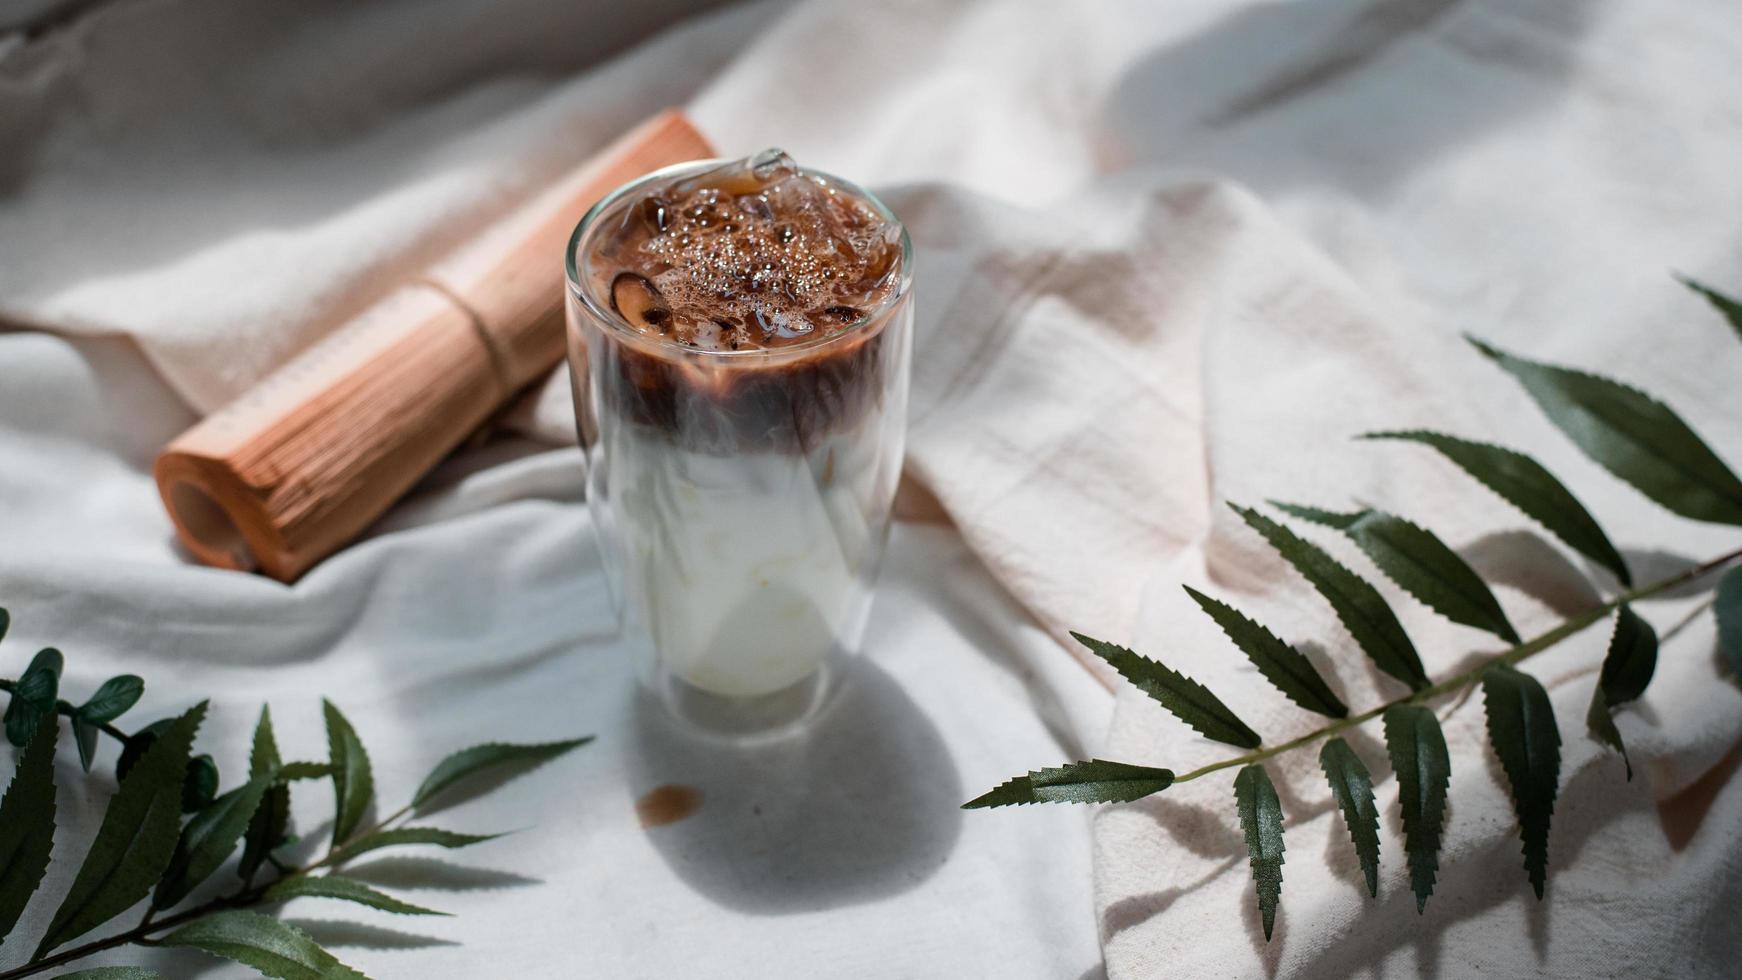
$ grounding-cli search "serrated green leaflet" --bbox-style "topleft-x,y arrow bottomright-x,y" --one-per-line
1480,663 -> 1561,898
161,909 -> 369,980
1470,336 -> 1742,525
963,760 -> 1175,808
1363,430 -> 1631,585
1071,632 -> 1261,748
73,675 -> 145,772
338,827 -> 502,862
156,772 -> 277,908
1318,737 -> 1380,898
1718,566 -> 1742,681
1233,505 -> 1429,690
1586,605 -> 1659,780
323,700 -> 374,847
265,873 -> 448,916
0,713 -> 58,945
411,737 -> 592,814
5,647 -> 64,748
115,719 -> 168,783
1182,586 -> 1347,718
961,775 -> 1034,809
1599,605 -> 1658,704
1679,275 -> 1742,342
242,707 -> 290,881
1234,765 -> 1285,941
38,702 -> 205,957
51,969 -> 166,979
1273,503 -> 1520,643
1585,692 -> 1627,781
1383,705 -> 1449,913
278,762 -> 333,781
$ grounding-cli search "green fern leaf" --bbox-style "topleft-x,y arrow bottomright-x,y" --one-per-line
1383,705 -> 1450,912
336,827 -> 501,863
0,714 -> 58,945
1272,503 -> 1519,643
160,909 -> 368,979
1234,765 -> 1285,941
1714,566 -> 1742,681
1361,431 -> 1631,585
156,772 -> 276,909
241,706 -> 289,881
1470,336 -> 1742,525
1182,586 -> 1347,718
1585,605 -> 1660,779
963,760 -> 1175,809
1678,275 -> 1742,342
264,874 -> 448,916
323,701 -> 375,847
1071,632 -> 1261,747
1480,663 -> 1561,898
1318,737 -> 1380,898
411,737 -> 592,814
1232,506 -> 1429,690
38,703 -> 205,956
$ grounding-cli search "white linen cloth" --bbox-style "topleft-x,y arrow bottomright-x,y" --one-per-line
4,0 -> 1742,977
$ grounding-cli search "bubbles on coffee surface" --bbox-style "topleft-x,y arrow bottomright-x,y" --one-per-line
598,149 -> 902,351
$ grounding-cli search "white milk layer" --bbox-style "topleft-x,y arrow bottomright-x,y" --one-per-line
608,420 -> 884,698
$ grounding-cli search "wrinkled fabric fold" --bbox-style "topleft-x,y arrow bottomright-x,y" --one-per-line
4,0 -> 1742,977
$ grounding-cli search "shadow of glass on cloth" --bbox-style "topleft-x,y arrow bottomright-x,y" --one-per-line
1095,0 -> 1599,192
878,545 -> 1095,761
626,659 -> 962,914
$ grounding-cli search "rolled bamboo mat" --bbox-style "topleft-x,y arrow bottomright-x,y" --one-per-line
154,111 -> 714,582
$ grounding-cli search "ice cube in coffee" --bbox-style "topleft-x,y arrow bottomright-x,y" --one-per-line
564,150 -> 912,735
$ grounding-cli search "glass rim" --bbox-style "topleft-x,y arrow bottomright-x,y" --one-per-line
564,156 -> 914,360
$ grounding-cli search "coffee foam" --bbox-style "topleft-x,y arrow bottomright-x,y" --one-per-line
595,149 -> 902,351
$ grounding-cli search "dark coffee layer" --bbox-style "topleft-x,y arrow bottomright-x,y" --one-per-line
590,324 -> 888,453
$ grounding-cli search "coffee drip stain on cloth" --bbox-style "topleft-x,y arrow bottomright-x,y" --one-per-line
636,784 -> 704,827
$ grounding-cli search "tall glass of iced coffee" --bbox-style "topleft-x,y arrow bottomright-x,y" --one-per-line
564,150 -> 913,738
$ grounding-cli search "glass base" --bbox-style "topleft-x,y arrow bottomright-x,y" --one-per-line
653,660 -> 838,743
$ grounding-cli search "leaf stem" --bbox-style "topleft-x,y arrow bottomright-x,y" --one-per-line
0,800 -> 417,977
1,885 -> 261,979
307,804 -> 413,873
1172,543 -> 1742,784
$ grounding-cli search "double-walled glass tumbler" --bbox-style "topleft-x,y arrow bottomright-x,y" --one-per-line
564,158 -> 913,737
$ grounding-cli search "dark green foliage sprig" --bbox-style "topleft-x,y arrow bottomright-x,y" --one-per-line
967,275 -> 1742,938
1585,605 -> 1659,780
0,633 -> 592,979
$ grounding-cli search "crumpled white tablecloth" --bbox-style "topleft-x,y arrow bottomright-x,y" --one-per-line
5,0 -> 1742,977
